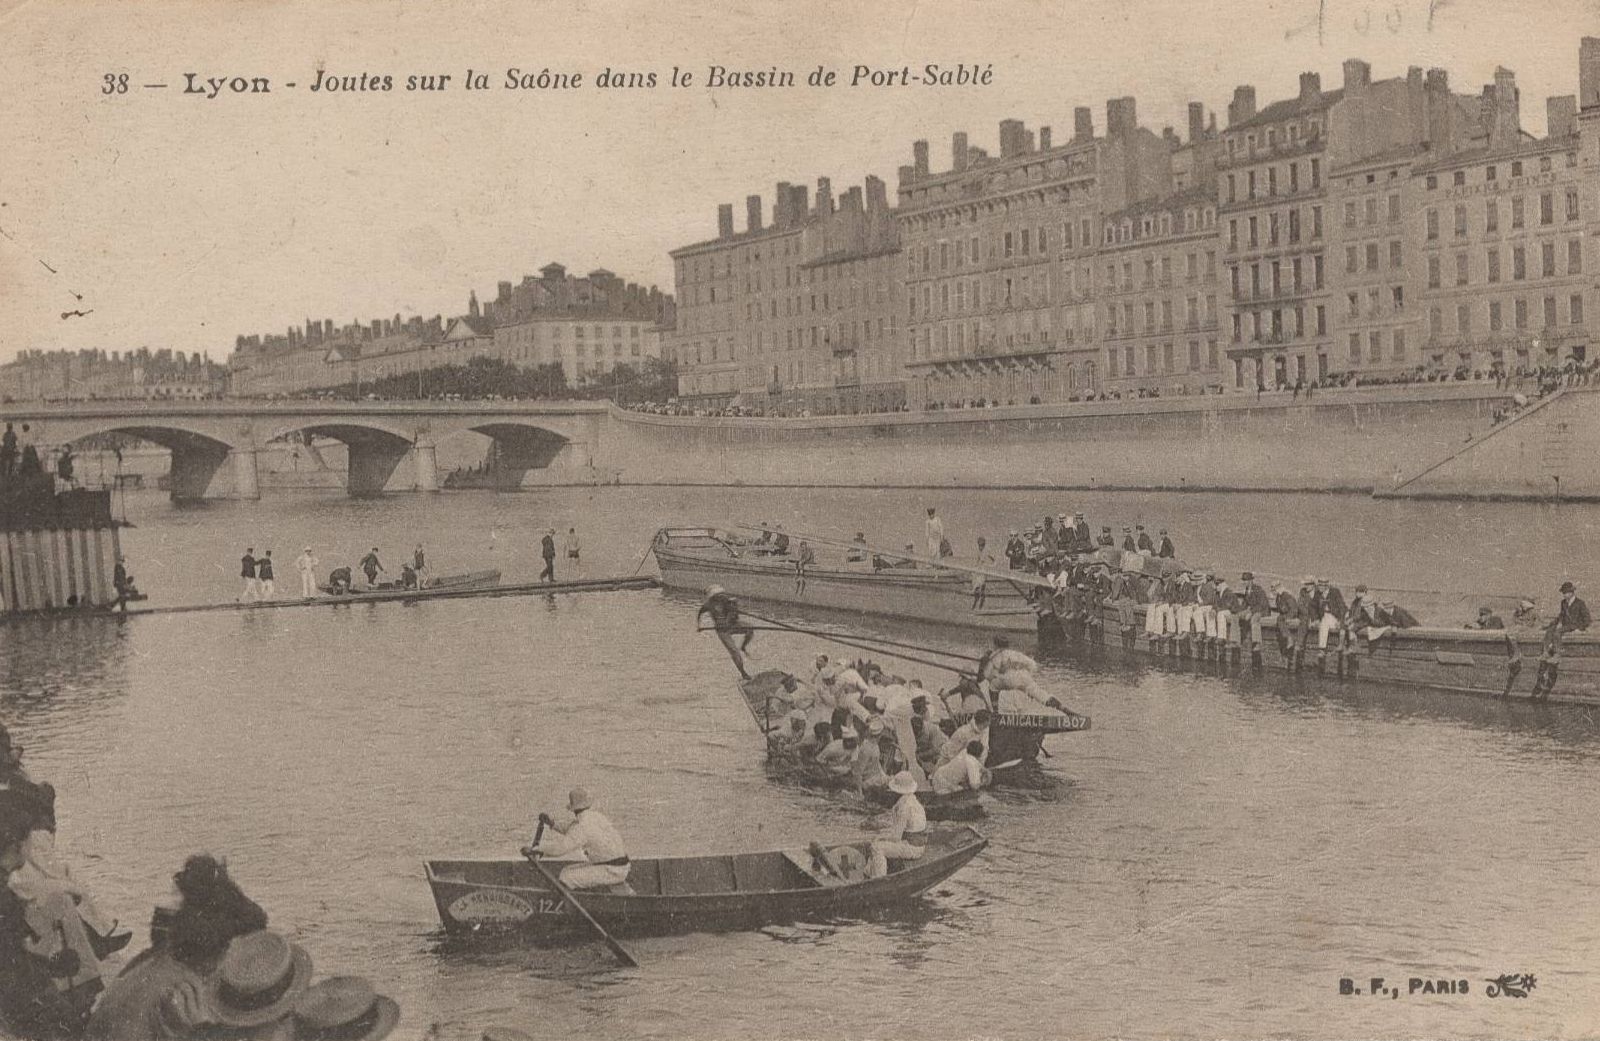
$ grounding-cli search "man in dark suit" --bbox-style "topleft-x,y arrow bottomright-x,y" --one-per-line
1533,581 -> 1590,699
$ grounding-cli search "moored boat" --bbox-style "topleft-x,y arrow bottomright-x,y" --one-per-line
653,526 -> 1600,706
320,568 -> 501,597
423,826 -> 988,938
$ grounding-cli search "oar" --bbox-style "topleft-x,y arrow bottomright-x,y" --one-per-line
988,758 -> 1025,772
523,818 -> 638,968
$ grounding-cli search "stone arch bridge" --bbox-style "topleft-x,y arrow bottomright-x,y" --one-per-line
5,401 -> 614,500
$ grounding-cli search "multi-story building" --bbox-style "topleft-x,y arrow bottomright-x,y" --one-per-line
1414,69 -> 1592,374
0,348 -> 226,402
669,176 -> 903,413
895,101 -> 1182,407
1099,187 -> 1222,394
229,263 -> 672,395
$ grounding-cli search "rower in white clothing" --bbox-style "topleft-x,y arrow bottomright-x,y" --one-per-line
867,772 -> 929,878
523,788 -> 630,891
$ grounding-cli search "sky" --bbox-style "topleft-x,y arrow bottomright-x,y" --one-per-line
1,0 -> 1597,363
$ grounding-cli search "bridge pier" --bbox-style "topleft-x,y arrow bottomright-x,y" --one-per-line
345,440 -> 411,497
167,442 -> 233,502
412,440 -> 439,493
231,448 -> 261,500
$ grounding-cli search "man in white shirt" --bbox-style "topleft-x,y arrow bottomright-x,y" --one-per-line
525,788 -> 630,891
868,772 -> 929,878
939,709 -> 992,766
924,507 -> 944,558
932,740 -> 987,794
295,547 -> 319,599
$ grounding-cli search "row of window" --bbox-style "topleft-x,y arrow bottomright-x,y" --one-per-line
1426,240 -> 1585,287
1425,191 -> 1581,238
742,282 -> 894,322
1422,152 -> 1576,190
1227,206 -> 1325,252
1229,305 -> 1330,344
1105,339 -> 1221,379
1222,118 -> 1324,161
1427,295 -> 1586,337
1228,256 -> 1328,299
1105,297 -> 1220,336
1224,157 -> 1325,205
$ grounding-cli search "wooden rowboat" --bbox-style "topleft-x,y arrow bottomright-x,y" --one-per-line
320,568 -> 501,597
423,826 -> 988,938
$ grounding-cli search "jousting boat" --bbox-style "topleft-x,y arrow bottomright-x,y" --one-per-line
652,526 -> 1600,706
424,827 -> 988,938
320,568 -> 502,597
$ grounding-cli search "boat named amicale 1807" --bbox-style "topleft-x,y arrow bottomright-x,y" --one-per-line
424,827 -> 987,938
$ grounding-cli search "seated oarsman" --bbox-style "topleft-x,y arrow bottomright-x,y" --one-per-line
939,709 -> 992,766
768,711 -> 810,756
1466,606 -> 1506,629
867,772 -> 929,879
1345,585 -> 1389,644
1097,526 -> 1116,548
1313,577 -> 1347,660
853,720 -> 891,791
524,788 -> 630,892
798,721 -> 834,755
815,727 -> 859,776
910,715 -> 943,771
1121,526 -> 1136,552
932,740 -> 988,794
1272,581 -> 1304,668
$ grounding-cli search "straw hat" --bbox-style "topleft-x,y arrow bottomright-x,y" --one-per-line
866,717 -> 885,735
288,977 -> 400,1041
888,771 -> 919,795
568,788 -> 592,813
205,930 -> 314,1028
706,585 -> 724,597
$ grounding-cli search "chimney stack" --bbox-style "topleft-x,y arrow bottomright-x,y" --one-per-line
912,139 -> 930,176
1582,37 -> 1600,111
865,174 -> 888,212
997,119 -> 1026,157
842,186 -> 863,211
1343,59 -> 1371,92
717,203 -> 734,239
1188,101 -> 1205,142
1039,125 -> 1052,150
952,131 -> 969,172
1227,86 -> 1256,127
1300,71 -> 1321,100
746,194 -> 763,232
1073,106 -> 1094,140
790,184 -> 809,220
1547,94 -> 1577,139
774,181 -> 793,227
1106,97 -> 1137,137
1488,66 -> 1521,147
897,164 -> 915,187
816,176 -> 833,215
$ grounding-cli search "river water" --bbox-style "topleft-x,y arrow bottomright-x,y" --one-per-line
7,486 -> 1600,1039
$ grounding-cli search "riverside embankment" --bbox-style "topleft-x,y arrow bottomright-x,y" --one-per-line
599,381 -> 1523,493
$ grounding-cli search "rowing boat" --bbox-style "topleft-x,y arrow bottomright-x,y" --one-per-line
423,826 -> 988,938
320,568 -> 502,597
737,671 -> 988,814
653,526 -> 1600,706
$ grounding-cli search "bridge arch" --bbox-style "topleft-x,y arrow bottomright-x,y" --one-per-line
50,421 -> 242,502
263,420 -> 427,498
431,421 -> 584,489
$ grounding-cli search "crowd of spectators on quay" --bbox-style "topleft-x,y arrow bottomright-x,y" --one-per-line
0,724 -> 400,1040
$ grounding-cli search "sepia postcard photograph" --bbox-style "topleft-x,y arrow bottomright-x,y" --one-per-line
1,0 -> 1599,1037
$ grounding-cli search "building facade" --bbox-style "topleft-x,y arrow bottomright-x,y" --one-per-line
0,348 -> 226,402
895,102 -> 1189,407
229,264 -> 672,396
1099,187 -> 1223,394
669,177 -> 904,413
1414,78 -> 1591,374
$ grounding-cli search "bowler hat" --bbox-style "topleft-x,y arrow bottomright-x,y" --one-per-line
1561,581 -> 1577,593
